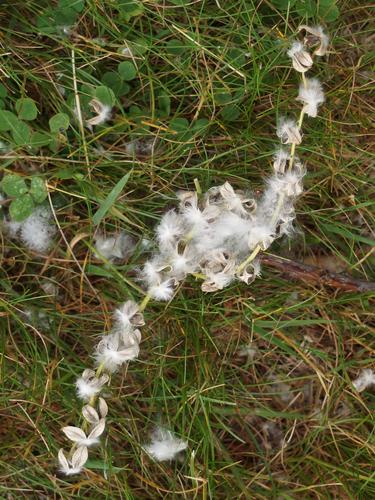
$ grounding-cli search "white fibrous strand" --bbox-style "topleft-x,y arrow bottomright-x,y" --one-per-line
297,78 -> 325,118
86,98 -> 112,128
352,369 -> 375,393
287,41 -> 313,73
298,25 -> 329,57
144,427 -> 188,462
94,231 -> 136,262
3,206 -> 56,253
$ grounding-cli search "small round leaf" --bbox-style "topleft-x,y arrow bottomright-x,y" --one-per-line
30,177 -> 48,203
49,113 -> 70,133
0,110 -> 19,132
1,174 -> 28,197
9,194 -> 34,222
16,98 -> 38,121
220,104 -> 241,122
30,132 -> 52,148
0,84 -> 7,98
94,86 -> 115,106
11,121 -> 31,145
118,61 -> 137,81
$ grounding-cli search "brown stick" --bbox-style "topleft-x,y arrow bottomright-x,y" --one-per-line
260,254 -> 375,292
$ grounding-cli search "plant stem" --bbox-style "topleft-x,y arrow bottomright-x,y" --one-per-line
236,73 -> 307,274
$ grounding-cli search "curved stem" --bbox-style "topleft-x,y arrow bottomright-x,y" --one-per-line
236,74 -> 307,273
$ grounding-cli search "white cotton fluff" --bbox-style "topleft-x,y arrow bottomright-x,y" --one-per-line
3,219 -> 22,238
287,41 -> 313,73
297,78 -> 325,118
95,333 -> 140,373
113,300 -> 144,331
94,231 -> 135,262
19,207 -> 56,253
202,269 -> 235,292
182,205 -> 208,233
75,370 -> 109,401
147,279 -> 175,301
140,174 -> 307,298
352,369 -> 375,393
276,118 -> 302,145
238,343 -> 258,361
76,377 -> 101,400
144,427 -> 188,462
298,25 -> 329,57
273,148 -> 290,174
142,258 -> 165,287
268,171 -> 304,197
219,182 -> 250,216
247,223 -> 275,251
86,99 -> 112,127
168,248 -> 198,279
198,212 -> 252,254
156,210 -> 185,249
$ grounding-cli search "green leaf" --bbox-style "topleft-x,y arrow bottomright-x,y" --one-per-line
123,38 -> 149,56
54,7 -> 77,26
213,88 -> 232,106
92,171 -> 132,225
168,0 -> 190,5
30,132 -> 52,148
55,168 -> 83,179
0,83 -> 7,98
15,98 -> 38,121
271,0 -> 297,9
101,71 -> 123,95
227,48 -> 246,67
0,110 -> 20,132
94,85 -> 115,106
117,0 -> 144,21
29,177 -> 48,203
169,117 -> 189,133
165,39 -> 186,55
84,459 -> 123,472
191,118 -> 209,134
158,93 -> 171,117
58,0 -> 85,12
9,194 -> 34,221
318,0 -> 339,21
295,0 -> 316,17
11,121 -> 31,145
49,113 -> 70,133
118,61 -> 137,81
36,12 -> 57,35
220,104 -> 241,122
1,174 -> 28,197
101,72 -> 130,96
